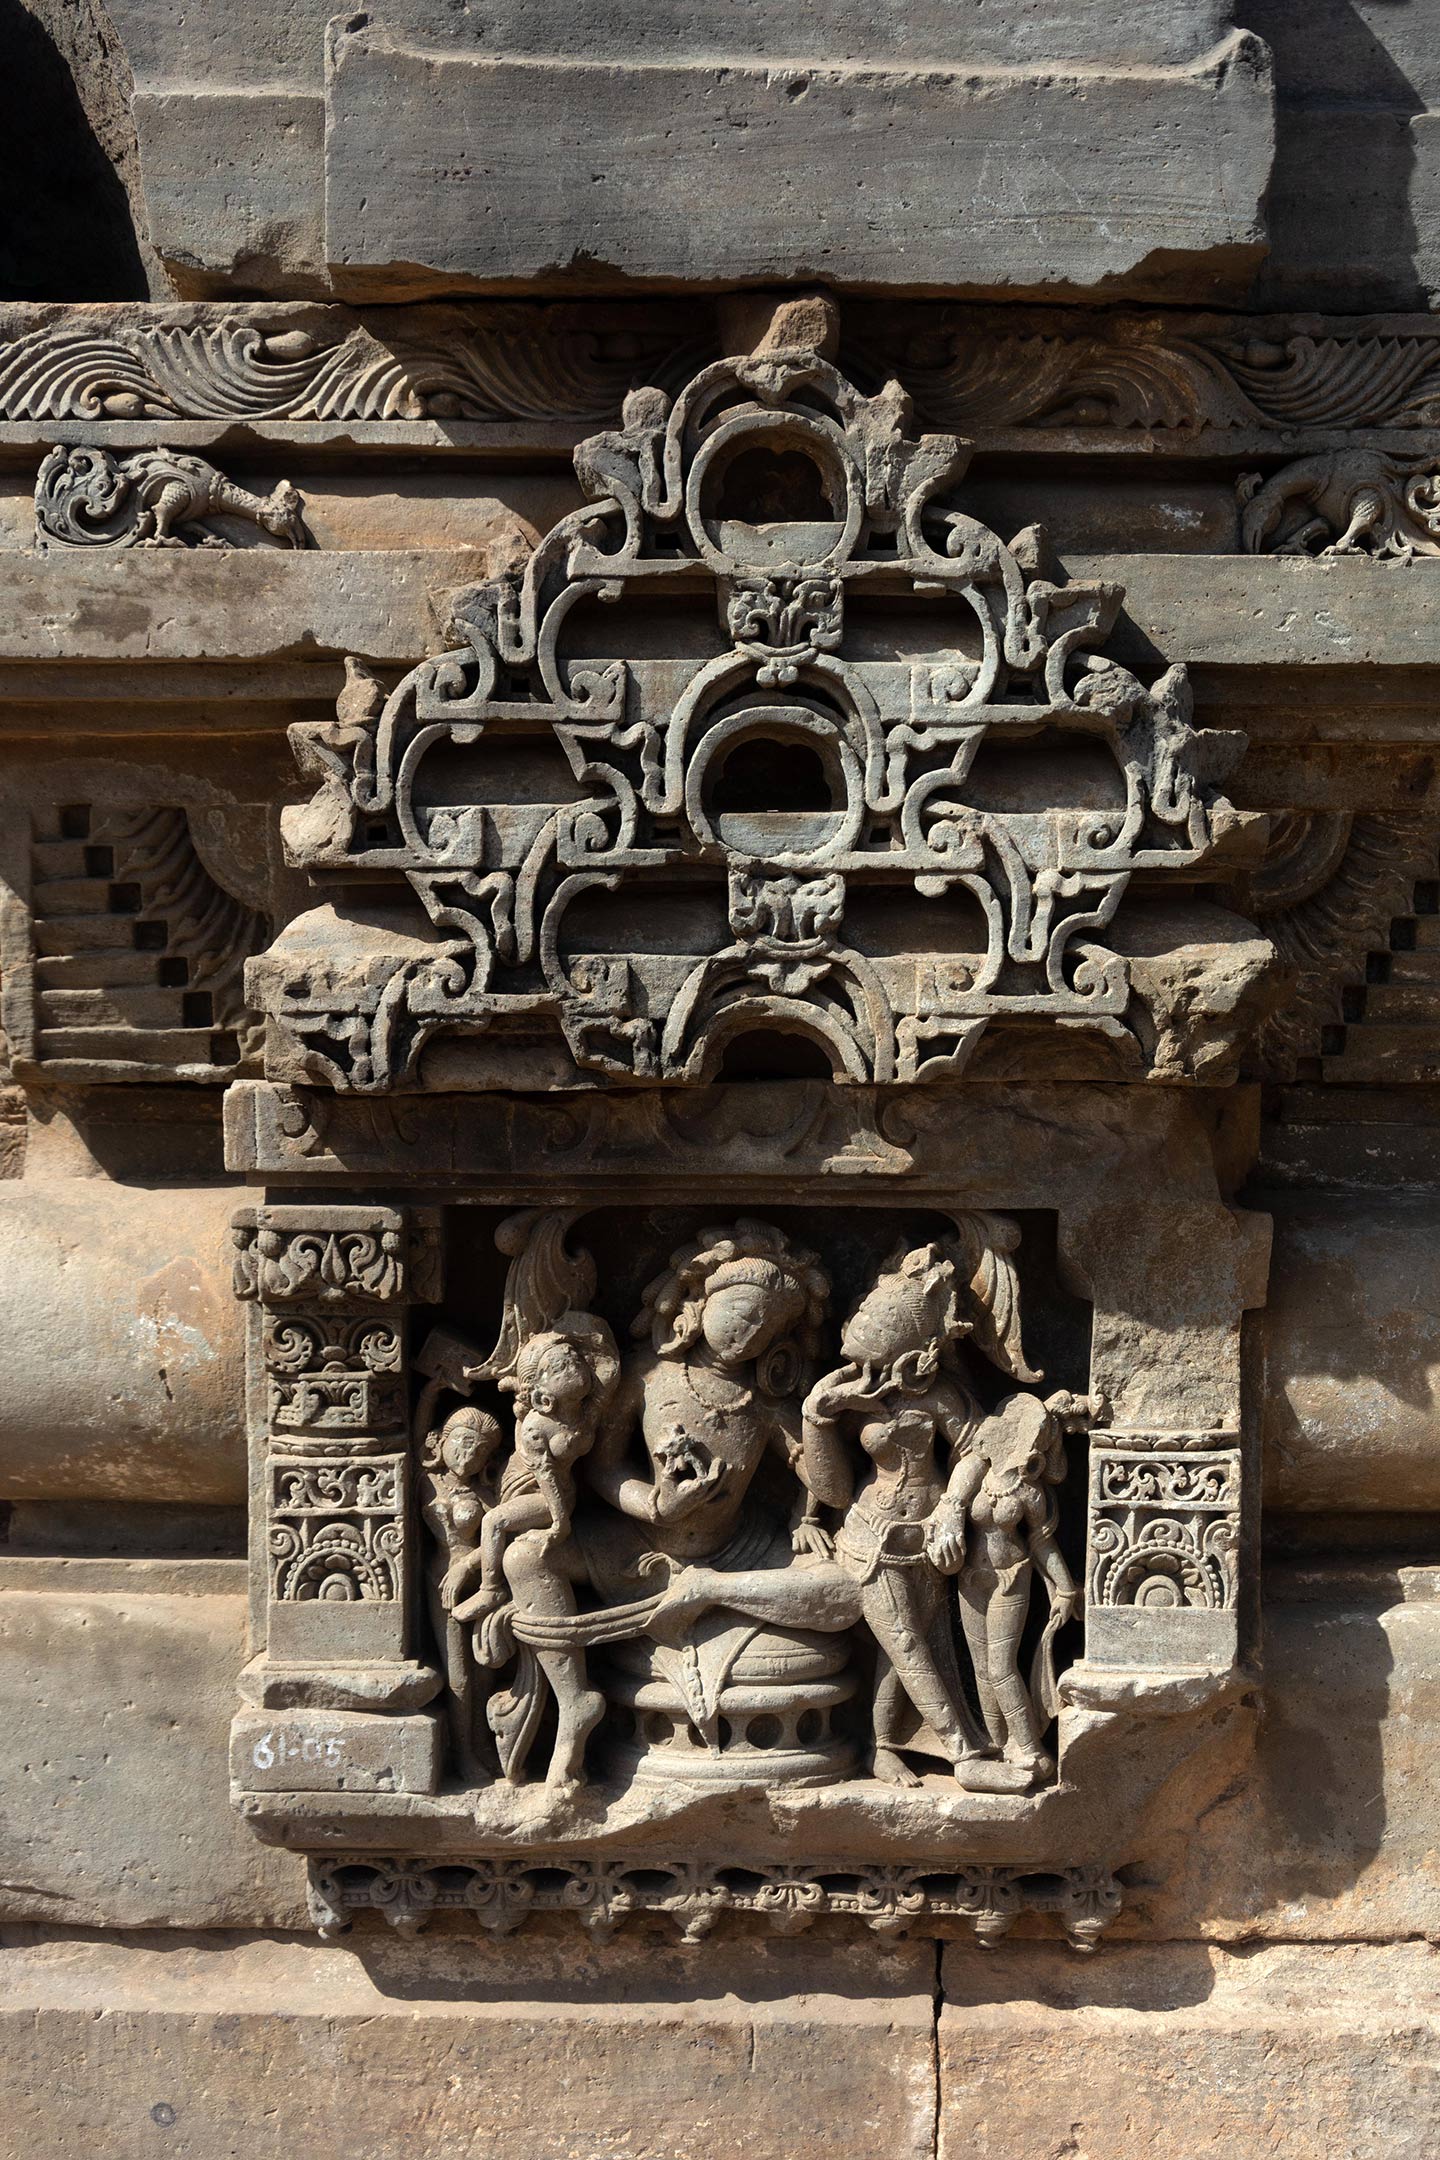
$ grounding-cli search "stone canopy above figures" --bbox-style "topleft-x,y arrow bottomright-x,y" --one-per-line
251,340 -> 1278,1095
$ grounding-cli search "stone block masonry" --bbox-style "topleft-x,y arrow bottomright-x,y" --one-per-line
6,2 -> 1440,2152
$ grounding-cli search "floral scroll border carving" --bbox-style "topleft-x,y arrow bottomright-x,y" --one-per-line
307,1854 -> 1123,1951
19,302 -> 1440,445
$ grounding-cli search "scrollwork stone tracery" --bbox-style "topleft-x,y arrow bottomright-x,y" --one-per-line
246,342 -> 1271,1095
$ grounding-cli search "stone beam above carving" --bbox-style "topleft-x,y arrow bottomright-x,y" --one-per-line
6,552 -> 1440,695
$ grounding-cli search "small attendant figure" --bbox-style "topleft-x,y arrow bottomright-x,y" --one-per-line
451,1320 -> 619,1637
418,1404 -> 504,1783
447,1312 -> 621,1791
947,1389 -> 1097,1780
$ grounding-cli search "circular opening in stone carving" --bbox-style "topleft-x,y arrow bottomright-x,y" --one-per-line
644,1711 -> 672,1745
694,711 -> 854,857
711,735 -> 831,816
715,446 -> 834,526
688,416 -> 856,568
796,1708 -> 824,1747
746,1715 -> 784,1749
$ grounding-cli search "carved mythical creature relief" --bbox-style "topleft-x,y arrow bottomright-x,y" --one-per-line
1238,450 -> 1440,560
248,341 -> 1273,1095
34,445 -> 307,551
415,1207 -> 1098,1798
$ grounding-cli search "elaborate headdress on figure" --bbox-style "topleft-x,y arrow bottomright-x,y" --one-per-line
636,1218 -> 830,1391
846,1211 -> 1042,1384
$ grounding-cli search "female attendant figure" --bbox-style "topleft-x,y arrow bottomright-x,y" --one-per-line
418,1404 -> 503,1783
448,1311 -> 621,1789
648,1214 -> 1055,1787
949,1388 -> 1095,1778
796,1240 -> 992,1782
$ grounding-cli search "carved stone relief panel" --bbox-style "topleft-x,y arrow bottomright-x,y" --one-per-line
0,302 -> 706,426
17,299 -> 1440,449
244,344 -> 1276,1096
226,1084 -> 1267,1949
34,449 -> 308,552
232,1206 -> 443,1724
215,336 -> 1280,1951
1238,453 -> 1440,560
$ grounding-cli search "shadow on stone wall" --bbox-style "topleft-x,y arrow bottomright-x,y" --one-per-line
1114,1582 -> 1395,1948
1238,0 -> 1424,310
1,0 -> 149,300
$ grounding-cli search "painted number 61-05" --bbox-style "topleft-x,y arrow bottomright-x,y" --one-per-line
251,1730 -> 343,1770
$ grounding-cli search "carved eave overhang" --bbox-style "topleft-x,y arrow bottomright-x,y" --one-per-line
245,344 -> 1277,1096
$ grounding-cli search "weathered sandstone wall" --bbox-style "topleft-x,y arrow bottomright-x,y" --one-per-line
3,7 -> 1440,2156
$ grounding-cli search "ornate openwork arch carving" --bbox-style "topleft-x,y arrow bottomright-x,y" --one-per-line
250,346 -> 1274,1094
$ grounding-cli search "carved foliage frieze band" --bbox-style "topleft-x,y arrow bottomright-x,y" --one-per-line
307,1854 -> 1123,1949
233,1210 -> 441,1307
14,303 -> 1440,442
0,307 -> 704,425
859,311 -> 1440,439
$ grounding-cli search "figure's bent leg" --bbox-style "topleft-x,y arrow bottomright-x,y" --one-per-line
861,1568 -> 979,1766
503,1529 -> 601,1788
957,1567 -> 1004,1748
656,1558 -> 861,1635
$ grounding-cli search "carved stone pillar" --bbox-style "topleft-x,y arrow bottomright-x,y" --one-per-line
1085,1432 -> 1242,1672
230,1204 -> 444,1799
